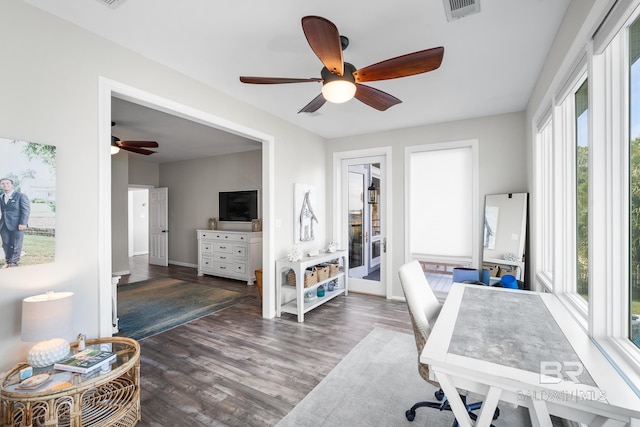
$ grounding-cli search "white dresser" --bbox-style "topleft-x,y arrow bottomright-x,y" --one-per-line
197,229 -> 263,285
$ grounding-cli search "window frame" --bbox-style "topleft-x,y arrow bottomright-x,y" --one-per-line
531,0 -> 640,386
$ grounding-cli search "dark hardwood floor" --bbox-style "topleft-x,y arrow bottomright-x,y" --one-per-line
119,256 -> 412,427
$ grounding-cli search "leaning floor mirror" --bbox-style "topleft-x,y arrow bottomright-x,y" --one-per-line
482,192 -> 528,283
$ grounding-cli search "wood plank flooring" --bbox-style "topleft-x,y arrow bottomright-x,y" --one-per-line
119,256 -> 412,427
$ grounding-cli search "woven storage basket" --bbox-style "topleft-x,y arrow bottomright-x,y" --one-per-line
287,270 -> 296,286
329,262 -> 340,277
304,270 -> 317,287
287,269 -> 317,287
316,264 -> 329,282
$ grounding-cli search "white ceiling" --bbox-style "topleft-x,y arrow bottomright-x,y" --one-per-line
25,0 -> 570,162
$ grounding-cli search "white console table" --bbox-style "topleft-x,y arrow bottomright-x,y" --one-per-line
275,250 -> 348,322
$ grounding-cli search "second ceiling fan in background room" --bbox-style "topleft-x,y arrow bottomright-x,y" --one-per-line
111,121 -> 158,155
240,16 -> 444,113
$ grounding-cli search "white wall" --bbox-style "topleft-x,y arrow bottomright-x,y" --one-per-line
0,0 -> 327,370
326,112 -> 527,299
159,150 -> 263,266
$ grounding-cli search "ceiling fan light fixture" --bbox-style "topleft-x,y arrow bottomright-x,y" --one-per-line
111,145 -> 120,155
322,80 -> 356,104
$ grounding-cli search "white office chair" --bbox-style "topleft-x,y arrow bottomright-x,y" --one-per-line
398,260 -> 498,426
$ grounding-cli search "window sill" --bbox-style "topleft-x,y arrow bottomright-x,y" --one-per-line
592,336 -> 640,398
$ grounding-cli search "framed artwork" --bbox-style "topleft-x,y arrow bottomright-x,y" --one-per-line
294,183 -> 318,243
0,138 -> 56,268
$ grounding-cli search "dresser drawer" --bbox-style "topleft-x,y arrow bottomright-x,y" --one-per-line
212,261 -> 234,273
233,245 -> 247,259
200,242 -> 214,255
213,242 -> 233,253
233,262 -> 247,274
200,256 -> 214,271
210,232 -> 247,242
214,252 -> 233,262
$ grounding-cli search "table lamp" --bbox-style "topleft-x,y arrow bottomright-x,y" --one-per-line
21,291 -> 74,368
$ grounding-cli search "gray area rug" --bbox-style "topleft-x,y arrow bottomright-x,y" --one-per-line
277,327 -> 533,427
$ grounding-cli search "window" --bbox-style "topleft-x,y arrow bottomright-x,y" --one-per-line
534,116 -> 555,289
532,0 -> 640,386
629,16 -> 640,348
576,79 -> 589,300
405,141 -> 479,272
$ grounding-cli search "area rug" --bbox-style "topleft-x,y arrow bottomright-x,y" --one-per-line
117,277 -> 253,340
276,327 -> 532,427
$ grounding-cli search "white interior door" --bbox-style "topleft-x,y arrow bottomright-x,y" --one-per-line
341,157 -> 386,296
149,187 -> 168,266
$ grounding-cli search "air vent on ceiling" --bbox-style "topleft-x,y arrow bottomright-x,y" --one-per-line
96,0 -> 128,9
443,0 -> 480,22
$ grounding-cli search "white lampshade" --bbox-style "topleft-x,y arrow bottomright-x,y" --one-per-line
22,291 -> 74,367
22,291 -> 73,342
322,80 -> 356,104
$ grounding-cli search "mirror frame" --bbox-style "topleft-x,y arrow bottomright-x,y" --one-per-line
482,192 -> 528,283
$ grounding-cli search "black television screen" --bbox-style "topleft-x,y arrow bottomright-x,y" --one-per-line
219,190 -> 259,222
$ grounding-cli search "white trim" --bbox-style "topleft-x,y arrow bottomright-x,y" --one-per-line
332,147 -> 392,298
98,77 -> 277,336
404,140 -> 480,269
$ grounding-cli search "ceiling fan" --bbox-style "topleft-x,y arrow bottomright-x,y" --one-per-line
111,121 -> 158,155
240,15 -> 444,113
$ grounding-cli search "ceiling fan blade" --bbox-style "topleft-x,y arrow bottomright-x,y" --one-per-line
240,76 -> 322,84
354,84 -> 402,111
353,47 -> 444,83
302,16 -> 344,76
118,140 -> 159,148
120,146 -> 156,155
298,93 -> 326,113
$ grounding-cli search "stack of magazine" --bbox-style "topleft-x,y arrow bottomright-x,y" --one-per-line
54,348 -> 116,374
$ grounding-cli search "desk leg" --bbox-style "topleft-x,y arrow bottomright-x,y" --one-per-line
475,386 -> 502,426
434,372 -> 475,427
528,399 -> 553,427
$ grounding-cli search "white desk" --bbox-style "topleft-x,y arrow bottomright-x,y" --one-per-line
421,283 -> 640,427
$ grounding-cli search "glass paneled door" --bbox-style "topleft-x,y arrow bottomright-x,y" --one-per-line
344,160 -> 385,296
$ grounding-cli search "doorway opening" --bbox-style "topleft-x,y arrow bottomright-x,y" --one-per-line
99,77 -> 276,336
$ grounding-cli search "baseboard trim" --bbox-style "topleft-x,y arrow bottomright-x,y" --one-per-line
169,260 -> 197,269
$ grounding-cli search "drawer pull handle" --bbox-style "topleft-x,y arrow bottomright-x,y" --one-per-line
220,266 -> 226,270
220,256 -> 226,260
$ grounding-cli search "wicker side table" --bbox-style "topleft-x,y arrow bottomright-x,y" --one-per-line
1,337 -> 140,427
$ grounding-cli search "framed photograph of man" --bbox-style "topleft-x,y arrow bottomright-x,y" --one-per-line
0,138 -> 56,268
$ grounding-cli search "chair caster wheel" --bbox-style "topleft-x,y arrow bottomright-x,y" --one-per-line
435,389 -> 445,401
405,410 -> 415,422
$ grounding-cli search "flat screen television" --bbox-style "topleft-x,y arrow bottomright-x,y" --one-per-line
218,190 -> 259,222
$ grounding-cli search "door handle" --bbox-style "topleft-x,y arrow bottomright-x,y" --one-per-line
365,231 -> 369,243
383,237 -> 387,253
162,230 -> 168,233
